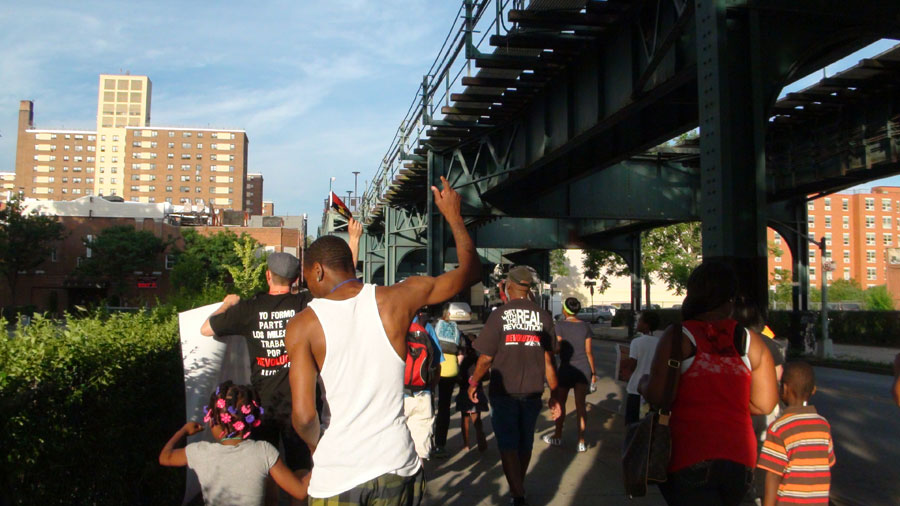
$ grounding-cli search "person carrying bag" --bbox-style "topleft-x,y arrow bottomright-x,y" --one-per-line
622,323 -> 682,497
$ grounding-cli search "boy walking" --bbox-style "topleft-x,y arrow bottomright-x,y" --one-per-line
757,362 -> 835,506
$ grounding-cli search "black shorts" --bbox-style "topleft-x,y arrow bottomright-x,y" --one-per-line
558,365 -> 590,389
251,417 -> 312,471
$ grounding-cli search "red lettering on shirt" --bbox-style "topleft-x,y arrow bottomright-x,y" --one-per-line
505,333 -> 540,345
255,354 -> 290,368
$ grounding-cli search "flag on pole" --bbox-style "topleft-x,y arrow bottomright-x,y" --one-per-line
330,191 -> 353,220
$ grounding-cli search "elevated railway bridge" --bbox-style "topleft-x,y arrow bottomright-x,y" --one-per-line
321,0 -> 900,340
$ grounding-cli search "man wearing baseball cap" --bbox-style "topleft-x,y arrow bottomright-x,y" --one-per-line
467,265 -> 561,506
198,219 -> 363,500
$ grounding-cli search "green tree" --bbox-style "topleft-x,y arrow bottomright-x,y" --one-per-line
75,225 -> 168,304
550,249 -> 570,279
171,230 -> 259,293
0,198 -> 66,296
864,285 -> 894,310
826,278 -> 865,302
582,222 -> 702,303
224,235 -> 268,298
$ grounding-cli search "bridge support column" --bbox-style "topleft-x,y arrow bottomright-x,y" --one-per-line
427,151 -> 447,277
627,234 -> 642,339
695,0 -> 770,306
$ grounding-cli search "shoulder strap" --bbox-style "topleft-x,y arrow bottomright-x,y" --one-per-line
658,323 -> 683,418
733,324 -> 749,356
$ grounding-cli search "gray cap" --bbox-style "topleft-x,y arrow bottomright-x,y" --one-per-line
507,265 -> 536,287
267,252 -> 300,280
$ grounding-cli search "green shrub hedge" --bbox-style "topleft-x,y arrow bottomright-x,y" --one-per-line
768,310 -> 900,348
0,309 -> 186,505
614,308 -> 900,348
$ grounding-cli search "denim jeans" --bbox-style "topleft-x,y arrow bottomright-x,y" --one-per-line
659,459 -> 753,506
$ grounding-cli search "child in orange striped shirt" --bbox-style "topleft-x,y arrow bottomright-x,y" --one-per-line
757,362 -> 835,506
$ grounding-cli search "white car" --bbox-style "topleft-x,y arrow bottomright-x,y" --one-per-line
446,302 -> 473,322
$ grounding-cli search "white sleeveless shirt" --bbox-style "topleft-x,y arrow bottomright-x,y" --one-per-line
307,283 -> 420,497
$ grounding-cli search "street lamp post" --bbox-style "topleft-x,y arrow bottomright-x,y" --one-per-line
352,171 -> 361,210
584,280 -> 596,308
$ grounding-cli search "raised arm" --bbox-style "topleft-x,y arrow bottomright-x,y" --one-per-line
200,294 -> 240,336
285,310 -> 323,454
159,422 -> 203,467
348,217 -> 363,270
389,176 -> 480,316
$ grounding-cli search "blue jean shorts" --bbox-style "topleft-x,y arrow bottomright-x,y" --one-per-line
489,394 -> 542,452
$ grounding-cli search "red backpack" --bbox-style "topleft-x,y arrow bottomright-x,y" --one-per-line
404,321 -> 437,391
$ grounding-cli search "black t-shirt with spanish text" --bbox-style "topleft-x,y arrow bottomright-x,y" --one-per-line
474,298 -> 556,397
208,291 -> 311,422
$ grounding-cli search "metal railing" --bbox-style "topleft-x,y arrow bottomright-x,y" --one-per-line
358,0 -> 520,221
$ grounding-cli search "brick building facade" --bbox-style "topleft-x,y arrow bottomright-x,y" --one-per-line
14,75 -> 252,210
769,186 -> 900,289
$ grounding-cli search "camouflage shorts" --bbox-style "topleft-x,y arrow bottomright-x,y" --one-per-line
310,468 -> 426,506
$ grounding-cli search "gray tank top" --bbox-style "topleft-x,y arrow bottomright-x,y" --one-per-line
556,320 -> 592,376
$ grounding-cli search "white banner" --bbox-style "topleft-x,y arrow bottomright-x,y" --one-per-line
178,303 -> 251,505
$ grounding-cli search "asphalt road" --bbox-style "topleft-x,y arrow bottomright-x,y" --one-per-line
813,366 -> 900,506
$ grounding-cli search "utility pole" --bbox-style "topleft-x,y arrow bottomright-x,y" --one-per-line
352,171 -> 360,210
820,236 -> 834,358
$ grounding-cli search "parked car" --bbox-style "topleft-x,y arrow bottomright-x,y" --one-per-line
575,307 -> 602,323
594,305 -> 617,321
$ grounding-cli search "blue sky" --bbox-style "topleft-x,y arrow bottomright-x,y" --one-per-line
0,1 -> 460,226
0,3 -> 896,229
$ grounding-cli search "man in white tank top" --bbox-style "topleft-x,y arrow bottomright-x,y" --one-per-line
284,177 -> 481,505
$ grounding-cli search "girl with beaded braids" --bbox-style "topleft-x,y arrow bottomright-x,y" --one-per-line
160,381 -> 310,505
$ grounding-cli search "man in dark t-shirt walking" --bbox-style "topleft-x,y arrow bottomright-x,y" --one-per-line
468,265 -> 561,506
200,252 -> 313,497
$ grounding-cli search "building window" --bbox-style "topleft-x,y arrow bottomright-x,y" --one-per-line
884,216 -> 892,229
774,233 -> 781,245
825,216 -> 831,229
865,198 -> 874,211
844,250 -> 850,261
183,132 -> 192,137
50,248 -> 58,262
866,216 -> 875,228
883,198 -> 892,212
165,254 -> 176,270
808,216 -> 815,228
809,250 -> 816,259
885,234 -> 893,246
168,131 -> 175,137
824,198 -> 831,210
810,267 -> 816,280
824,233 -> 832,246
867,267 -> 877,280
843,216 -> 849,229
843,268 -> 850,280
867,250 -> 876,263
867,233 -> 876,245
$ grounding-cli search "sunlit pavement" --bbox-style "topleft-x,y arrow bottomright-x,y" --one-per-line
422,338 -> 666,506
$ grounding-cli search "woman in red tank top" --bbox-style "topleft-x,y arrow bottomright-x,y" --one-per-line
640,260 -> 778,506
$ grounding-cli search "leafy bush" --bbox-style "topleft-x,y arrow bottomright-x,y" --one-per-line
0,309 -> 185,505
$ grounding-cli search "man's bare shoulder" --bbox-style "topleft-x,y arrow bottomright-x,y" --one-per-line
285,307 -> 320,343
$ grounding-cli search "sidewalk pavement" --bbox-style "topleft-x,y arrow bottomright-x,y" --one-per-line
422,340 -> 666,506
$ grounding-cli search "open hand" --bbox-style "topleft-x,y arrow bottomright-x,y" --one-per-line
348,217 -> 363,242
222,294 -> 240,308
430,176 -> 462,221
182,421 -> 204,436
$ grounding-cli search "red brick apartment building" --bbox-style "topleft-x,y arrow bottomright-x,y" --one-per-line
769,186 -> 900,289
13,74 -> 252,211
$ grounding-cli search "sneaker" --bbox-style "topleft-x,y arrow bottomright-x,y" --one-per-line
541,434 -> 561,447
577,441 -> 587,453
432,447 -> 449,459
